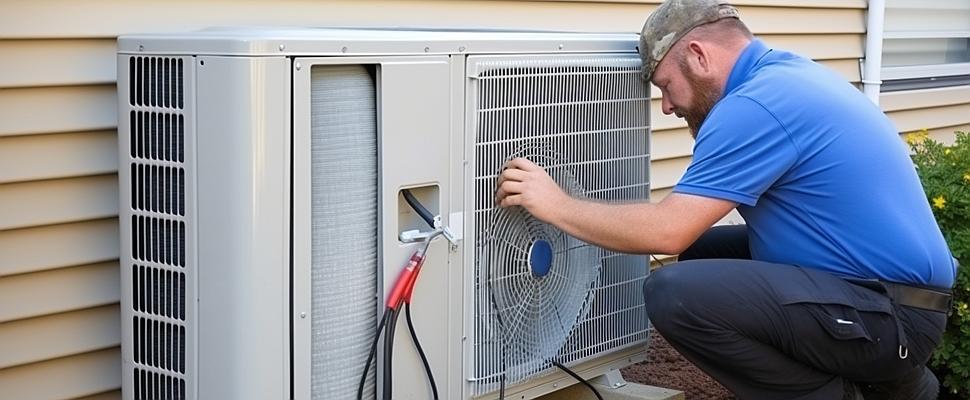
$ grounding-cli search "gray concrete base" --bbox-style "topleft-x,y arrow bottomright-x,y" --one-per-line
536,381 -> 684,400
535,370 -> 685,400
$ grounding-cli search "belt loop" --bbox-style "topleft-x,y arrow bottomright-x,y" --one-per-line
882,281 -> 911,359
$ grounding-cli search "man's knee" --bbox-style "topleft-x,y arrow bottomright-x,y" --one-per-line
643,265 -> 693,332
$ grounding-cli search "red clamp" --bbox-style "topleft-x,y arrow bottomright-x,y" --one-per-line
386,251 -> 427,310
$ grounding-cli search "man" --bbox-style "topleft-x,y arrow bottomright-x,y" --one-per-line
495,0 -> 957,399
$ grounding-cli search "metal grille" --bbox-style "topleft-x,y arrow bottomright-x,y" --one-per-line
125,56 -> 190,400
131,164 -> 185,216
134,369 -> 186,400
471,55 -> 651,395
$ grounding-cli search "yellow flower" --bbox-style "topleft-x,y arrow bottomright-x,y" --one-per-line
945,149 -> 952,155
964,173 -> 970,183
933,196 -> 946,209
905,130 -> 929,146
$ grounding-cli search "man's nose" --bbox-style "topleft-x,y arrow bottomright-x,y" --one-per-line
661,96 -> 674,115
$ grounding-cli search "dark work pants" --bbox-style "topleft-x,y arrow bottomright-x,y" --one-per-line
643,225 -> 948,400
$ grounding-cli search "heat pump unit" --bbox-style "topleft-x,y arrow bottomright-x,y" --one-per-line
117,27 -> 652,400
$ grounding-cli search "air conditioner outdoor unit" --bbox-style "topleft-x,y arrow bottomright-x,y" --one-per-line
117,27 -> 652,400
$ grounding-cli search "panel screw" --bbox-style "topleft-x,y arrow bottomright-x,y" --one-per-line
295,62 -> 302,71
459,46 -> 466,52
300,312 -> 307,319
424,46 -> 430,53
138,45 -> 144,52
341,46 -> 348,53
558,44 -> 564,50
279,44 -> 286,51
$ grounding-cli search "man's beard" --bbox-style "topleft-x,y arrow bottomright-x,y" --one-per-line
680,65 -> 723,138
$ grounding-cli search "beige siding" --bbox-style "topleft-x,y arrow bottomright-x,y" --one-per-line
0,130 -> 118,184
2,0 -> 943,398
882,85 -> 970,142
0,348 -> 121,400
0,261 -> 119,323
0,39 -> 117,88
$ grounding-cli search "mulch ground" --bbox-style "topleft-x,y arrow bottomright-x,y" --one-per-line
621,332 -> 736,400
620,331 -> 962,400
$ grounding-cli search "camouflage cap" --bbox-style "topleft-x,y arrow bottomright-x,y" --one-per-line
639,0 -> 740,81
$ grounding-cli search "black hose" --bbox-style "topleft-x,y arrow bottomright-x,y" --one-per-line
358,310 -> 391,400
405,303 -> 439,400
552,360 -> 604,400
402,189 -> 435,228
382,308 -> 400,400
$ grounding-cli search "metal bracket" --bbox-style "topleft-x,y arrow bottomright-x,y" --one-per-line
593,369 -> 628,389
399,213 -> 462,245
399,229 -> 439,243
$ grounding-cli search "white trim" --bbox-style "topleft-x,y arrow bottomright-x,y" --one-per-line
883,30 -> 970,39
882,63 -> 970,80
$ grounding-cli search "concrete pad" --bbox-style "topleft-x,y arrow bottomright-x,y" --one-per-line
536,381 -> 685,400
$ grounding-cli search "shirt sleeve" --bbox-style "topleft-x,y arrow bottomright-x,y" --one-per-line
673,95 -> 798,206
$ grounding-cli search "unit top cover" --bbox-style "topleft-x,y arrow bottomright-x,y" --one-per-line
117,27 -> 639,56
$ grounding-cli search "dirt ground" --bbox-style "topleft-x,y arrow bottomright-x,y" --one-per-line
621,332 -> 959,400
621,333 -> 736,400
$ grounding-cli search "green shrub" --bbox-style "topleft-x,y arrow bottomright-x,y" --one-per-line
907,130 -> 970,396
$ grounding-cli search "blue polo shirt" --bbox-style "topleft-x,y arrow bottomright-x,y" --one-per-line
673,39 -> 956,288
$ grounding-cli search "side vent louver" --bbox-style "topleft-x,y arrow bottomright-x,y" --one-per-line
126,56 -> 190,400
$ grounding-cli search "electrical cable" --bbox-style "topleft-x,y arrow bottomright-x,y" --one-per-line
487,284 -> 509,399
405,302 -> 439,400
358,310 -> 391,400
552,360 -> 604,400
383,308 -> 400,400
402,189 -> 435,228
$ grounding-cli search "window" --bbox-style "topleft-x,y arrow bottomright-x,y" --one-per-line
881,0 -> 970,91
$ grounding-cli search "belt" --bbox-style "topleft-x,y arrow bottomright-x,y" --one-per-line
845,278 -> 952,359
881,281 -> 952,313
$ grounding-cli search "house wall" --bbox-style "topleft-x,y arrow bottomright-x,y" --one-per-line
2,1 -> 964,399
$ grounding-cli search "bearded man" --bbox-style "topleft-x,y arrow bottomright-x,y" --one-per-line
495,1 -> 956,399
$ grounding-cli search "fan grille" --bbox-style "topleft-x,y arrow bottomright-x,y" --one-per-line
471,55 -> 652,395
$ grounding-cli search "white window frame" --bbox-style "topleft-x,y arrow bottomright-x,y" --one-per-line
881,30 -> 970,81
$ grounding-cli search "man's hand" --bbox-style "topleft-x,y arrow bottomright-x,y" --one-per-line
495,158 -> 569,223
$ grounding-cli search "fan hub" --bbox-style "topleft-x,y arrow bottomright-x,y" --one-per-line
528,239 -> 554,277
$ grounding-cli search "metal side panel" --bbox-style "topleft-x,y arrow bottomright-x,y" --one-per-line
119,54 -> 198,400
463,53 -> 652,399
195,55 -> 291,400
379,56 -> 457,400
291,55 -> 456,400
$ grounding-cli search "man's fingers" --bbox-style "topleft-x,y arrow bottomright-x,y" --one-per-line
499,167 -> 530,183
495,180 -> 524,204
499,193 -> 522,208
507,157 -> 541,172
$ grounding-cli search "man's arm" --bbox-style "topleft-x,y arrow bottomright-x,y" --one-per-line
497,157 -> 736,254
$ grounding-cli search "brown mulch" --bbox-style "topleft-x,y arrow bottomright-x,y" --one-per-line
621,332 -> 736,400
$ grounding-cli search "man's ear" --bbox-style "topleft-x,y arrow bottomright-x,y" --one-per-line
684,40 -> 712,75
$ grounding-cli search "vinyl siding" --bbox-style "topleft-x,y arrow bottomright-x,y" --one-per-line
882,85 -> 970,143
2,1 -> 963,399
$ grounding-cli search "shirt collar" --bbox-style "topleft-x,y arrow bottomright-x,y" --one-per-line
724,39 -> 771,95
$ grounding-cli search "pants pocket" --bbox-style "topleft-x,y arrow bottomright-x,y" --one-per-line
801,303 -> 873,342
